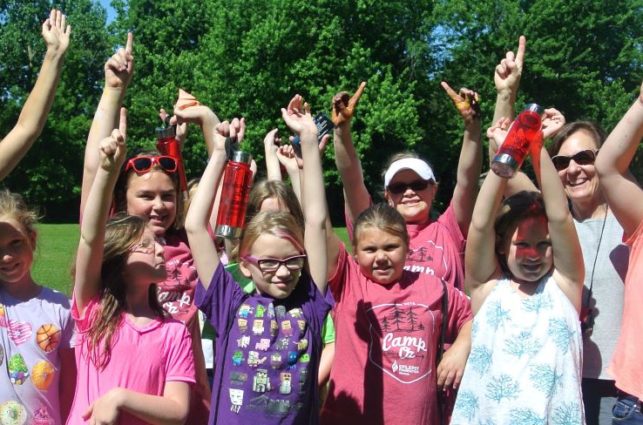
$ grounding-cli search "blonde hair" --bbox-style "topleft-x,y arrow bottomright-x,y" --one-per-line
0,190 -> 39,241
238,211 -> 305,259
353,203 -> 409,248
85,214 -> 165,369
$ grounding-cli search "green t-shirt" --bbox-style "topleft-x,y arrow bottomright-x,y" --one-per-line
201,262 -> 335,343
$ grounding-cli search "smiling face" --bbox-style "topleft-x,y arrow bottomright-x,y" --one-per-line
354,226 -> 408,285
385,169 -> 436,224
500,216 -> 553,283
125,170 -> 178,236
555,129 -> 600,208
240,233 -> 303,299
0,217 -> 35,285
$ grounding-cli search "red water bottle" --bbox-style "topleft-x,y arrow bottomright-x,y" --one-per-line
491,103 -> 544,178
216,149 -> 253,238
156,126 -> 188,201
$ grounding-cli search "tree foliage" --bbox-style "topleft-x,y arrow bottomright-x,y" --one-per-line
0,0 -> 641,220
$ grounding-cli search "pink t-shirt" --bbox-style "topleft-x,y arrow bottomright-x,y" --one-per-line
609,219 -> 643,399
321,244 -> 472,425
347,202 -> 466,290
67,298 -> 195,425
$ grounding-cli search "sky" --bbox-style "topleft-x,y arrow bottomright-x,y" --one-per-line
98,0 -> 116,24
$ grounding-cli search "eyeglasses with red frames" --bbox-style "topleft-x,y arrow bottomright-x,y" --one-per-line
125,156 -> 178,175
551,150 -> 598,171
387,179 -> 431,195
243,254 -> 307,274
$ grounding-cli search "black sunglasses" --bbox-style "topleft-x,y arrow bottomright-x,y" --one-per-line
551,150 -> 598,171
387,179 -> 431,195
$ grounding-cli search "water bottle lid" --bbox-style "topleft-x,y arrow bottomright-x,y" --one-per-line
155,126 -> 176,139
524,103 -> 544,115
230,149 -> 252,163
215,224 -> 243,239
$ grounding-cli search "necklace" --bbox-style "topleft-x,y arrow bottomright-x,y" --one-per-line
581,204 -> 608,335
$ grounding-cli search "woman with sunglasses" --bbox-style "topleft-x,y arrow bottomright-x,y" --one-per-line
80,34 -> 216,423
332,81 -> 482,293
549,121 -> 628,425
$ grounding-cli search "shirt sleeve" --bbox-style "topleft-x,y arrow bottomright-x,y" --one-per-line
194,262 -> 245,335
71,295 -> 100,334
445,285 -> 473,342
164,322 -> 197,384
321,313 -> 336,344
328,243 -> 350,303
437,201 -> 466,253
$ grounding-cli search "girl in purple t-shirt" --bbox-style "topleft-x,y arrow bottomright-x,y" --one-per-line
185,96 -> 331,424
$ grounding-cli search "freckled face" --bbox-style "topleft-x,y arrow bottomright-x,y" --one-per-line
125,171 -> 178,236
354,226 -> 408,285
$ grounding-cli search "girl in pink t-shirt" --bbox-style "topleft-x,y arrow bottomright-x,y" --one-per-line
322,203 -> 473,425
80,34 -> 212,421
69,114 -> 195,424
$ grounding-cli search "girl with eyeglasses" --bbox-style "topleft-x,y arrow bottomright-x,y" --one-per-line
184,96 -> 331,424
69,112 -> 195,425
595,81 -> 643,425
80,34 -> 214,422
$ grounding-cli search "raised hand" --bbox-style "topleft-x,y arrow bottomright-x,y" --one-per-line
104,33 -> 134,90
487,117 -> 511,153
331,81 -> 367,126
494,35 -> 526,94
441,81 -> 481,123
541,108 -> 566,139
213,117 -> 245,151
282,95 -> 317,136
41,9 -> 70,55
99,108 -> 127,172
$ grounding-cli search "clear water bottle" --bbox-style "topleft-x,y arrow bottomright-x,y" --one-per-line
491,103 -> 544,178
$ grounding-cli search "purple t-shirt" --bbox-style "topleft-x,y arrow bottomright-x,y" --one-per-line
196,263 -> 331,425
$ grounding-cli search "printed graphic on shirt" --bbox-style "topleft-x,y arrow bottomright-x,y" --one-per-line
157,259 -> 197,320
0,306 -> 33,346
32,405 -> 54,424
0,400 -> 27,425
8,353 -> 29,385
367,302 -> 435,384
35,324 -> 61,353
406,241 -> 448,278
230,389 -> 244,414
30,360 -> 55,391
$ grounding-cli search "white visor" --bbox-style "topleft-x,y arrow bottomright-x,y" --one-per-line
384,158 -> 435,188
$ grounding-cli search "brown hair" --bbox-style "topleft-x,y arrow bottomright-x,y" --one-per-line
549,121 -> 606,156
494,191 -> 546,270
353,203 -> 410,249
0,190 -> 39,243
247,180 -> 304,229
114,150 -> 183,231
85,214 -> 166,369
238,211 -> 305,259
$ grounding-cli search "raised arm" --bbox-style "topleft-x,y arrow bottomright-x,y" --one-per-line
80,33 -> 134,215
538,146 -> 584,312
492,36 -> 525,126
184,113 -> 235,288
441,82 -> 483,234
595,84 -> 643,236
0,9 -> 70,180
282,95 -> 329,292
332,82 -> 371,223
264,128 -> 283,181
74,110 -> 127,313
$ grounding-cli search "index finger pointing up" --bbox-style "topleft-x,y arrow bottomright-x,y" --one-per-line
119,107 -> 128,140
440,81 -> 460,102
125,32 -> 133,55
515,35 -> 526,68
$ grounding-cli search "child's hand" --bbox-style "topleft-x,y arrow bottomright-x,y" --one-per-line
213,117 -> 245,152
494,35 -> 526,95
82,388 -> 123,424
281,95 -> 317,136
436,342 -> 469,391
99,108 -> 127,172
487,117 -> 511,154
441,81 -> 481,123
159,108 -> 188,144
42,9 -> 70,56
541,108 -> 566,139
331,82 -> 366,127
104,33 -> 134,90
264,128 -> 281,156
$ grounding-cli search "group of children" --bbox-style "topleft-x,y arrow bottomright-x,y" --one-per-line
1,10 -> 643,425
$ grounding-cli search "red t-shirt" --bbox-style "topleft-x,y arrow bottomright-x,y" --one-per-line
321,244 -> 472,425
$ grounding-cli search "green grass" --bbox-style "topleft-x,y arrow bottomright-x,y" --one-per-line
32,223 -> 79,295
31,224 -> 351,297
